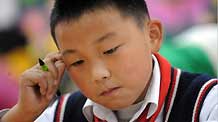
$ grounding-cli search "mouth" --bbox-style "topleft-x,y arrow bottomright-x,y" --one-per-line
100,86 -> 121,96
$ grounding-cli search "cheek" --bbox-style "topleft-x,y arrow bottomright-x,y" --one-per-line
67,70 -> 89,90
67,70 -> 97,98
113,50 -> 152,85
68,70 -> 83,83
118,58 -> 149,83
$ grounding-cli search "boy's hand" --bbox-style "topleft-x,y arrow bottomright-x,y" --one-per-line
1,52 -> 66,122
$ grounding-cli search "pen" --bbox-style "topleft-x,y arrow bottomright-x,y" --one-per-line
38,58 -> 61,97
39,58 -> 49,71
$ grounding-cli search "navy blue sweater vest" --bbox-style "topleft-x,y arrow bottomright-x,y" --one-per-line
166,71 -> 216,122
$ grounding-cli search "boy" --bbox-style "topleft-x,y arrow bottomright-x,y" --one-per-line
1,0 -> 217,122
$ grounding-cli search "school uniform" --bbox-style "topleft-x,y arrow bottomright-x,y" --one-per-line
1,53 -> 217,122
33,53 -> 217,122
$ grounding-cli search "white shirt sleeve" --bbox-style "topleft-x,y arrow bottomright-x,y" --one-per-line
34,100 -> 58,122
200,85 -> 218,122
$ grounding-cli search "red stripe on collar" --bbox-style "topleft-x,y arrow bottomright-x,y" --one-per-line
147,53 -> 172,121
55,96 -> 65,122
136,53 -> 172,122
164,68 -> 181,122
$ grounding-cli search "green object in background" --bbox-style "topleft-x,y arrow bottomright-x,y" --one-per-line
160,42 -> 216,77
22,0 -> 35,6
21,0 -> 45,7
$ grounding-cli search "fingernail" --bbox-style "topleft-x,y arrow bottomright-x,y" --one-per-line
41,89 -> 45,96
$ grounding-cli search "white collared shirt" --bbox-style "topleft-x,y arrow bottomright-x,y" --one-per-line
82,55 -> 162,122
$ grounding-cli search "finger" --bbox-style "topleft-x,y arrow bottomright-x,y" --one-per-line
44,59 -> 58,81
55,60 -> 66,83
46,52 -> 63,62
33,69 -> 57,100
31,69 -> 50,96
34,52 -> 64,99
43,52 -> 63,80
43,71 -> 55,99
20,69 -> 48,96
46,60 -> 65,99
47,79 -> 60,99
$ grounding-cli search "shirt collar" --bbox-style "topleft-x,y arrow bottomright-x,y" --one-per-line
143,54 -> 161,118
82,55 -> 161,122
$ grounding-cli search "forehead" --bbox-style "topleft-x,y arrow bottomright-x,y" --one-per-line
55,8 -> 143,50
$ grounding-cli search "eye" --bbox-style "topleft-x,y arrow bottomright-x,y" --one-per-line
103,45 -> 121,55
70,60 -> 84,67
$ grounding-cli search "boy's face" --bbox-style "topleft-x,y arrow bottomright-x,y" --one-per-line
55,8 -> 162,110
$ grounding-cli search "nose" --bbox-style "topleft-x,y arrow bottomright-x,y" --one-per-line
90,62 -> 111,83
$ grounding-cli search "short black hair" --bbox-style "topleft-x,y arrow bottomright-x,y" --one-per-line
50,0 -> 150,44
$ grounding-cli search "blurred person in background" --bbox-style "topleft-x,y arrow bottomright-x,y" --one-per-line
20,0 -> 57,58
0,25 -> 25,109
171,0 -> 217,76
171,23 -> 217,76
0,0 -> 21,109
0,0 -> 55,109
147,0 -> 212,38
147,0 -> 217,77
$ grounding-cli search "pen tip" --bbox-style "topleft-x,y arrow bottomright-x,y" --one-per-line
38,58 -> 44,66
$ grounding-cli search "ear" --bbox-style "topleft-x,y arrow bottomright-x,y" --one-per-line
147,20 -> 163,53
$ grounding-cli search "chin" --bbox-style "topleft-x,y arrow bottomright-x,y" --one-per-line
101,99 -> 135,110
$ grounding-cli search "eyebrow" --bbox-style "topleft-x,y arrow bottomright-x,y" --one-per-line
93,32 -> 115,44
62,49 -> 76,56
62,32 -> 116,56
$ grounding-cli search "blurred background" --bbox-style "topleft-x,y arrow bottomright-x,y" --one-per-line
0,0 -> 217,110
